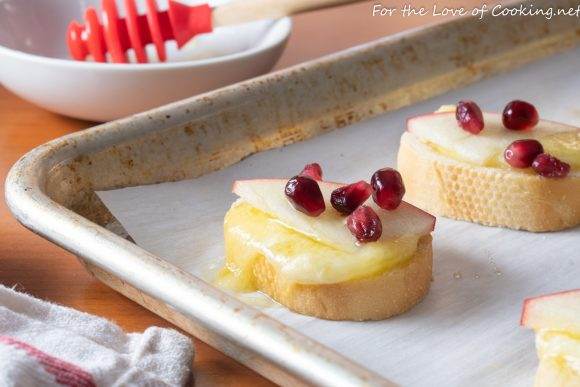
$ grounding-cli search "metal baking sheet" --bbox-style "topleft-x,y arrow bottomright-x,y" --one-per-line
5,2 -> 579,385
96,47 -> 580,387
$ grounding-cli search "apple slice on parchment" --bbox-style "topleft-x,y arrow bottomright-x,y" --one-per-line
232,179 -> 435,250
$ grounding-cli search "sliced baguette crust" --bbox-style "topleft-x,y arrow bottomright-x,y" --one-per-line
398,132 -> 580,232
252,235 -> 432,321
535,357 -> 580,387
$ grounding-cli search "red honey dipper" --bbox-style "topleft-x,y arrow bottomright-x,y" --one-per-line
67,0 -> 212,63
67,0 -> 364,64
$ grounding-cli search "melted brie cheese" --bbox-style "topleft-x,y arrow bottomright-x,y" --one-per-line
411,109 -> 579,169
536,329 -> 580,376
218,201 -> 420,290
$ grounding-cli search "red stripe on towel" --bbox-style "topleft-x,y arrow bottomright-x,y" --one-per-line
0,335 -> 96,387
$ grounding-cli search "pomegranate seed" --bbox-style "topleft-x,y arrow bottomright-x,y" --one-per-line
370,168 -> 405,210
531,153 -> 570,178
456,100 -> 484,134
285,175 -> 326,216
504,139 -> 543,168
346,206 -> 382,243
331,181 -> 372,215
502,100 -> 539,130
299,163 -> 323,181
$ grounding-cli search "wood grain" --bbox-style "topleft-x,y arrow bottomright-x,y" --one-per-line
0,87 -> 274,386
0,1 -> 487,385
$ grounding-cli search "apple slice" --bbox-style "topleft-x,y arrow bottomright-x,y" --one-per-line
232,179 -> 435,250
407,111 -> 577,166
521,289 -> 580,335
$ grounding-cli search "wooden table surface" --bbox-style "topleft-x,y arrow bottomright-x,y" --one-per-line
0,2 -> 484,385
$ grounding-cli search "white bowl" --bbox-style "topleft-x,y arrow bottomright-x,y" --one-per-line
0,0 -> 291,121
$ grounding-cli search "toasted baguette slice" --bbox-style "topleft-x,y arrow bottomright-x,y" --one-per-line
231,234 -> 432,321
398,132 -> 580,232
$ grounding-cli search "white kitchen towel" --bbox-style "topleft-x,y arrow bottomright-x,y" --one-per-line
0,284 -> 194,387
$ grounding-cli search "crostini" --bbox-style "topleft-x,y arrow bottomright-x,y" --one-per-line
521,289 -> 580,387
218,165 -> 435,321
398,101 -> 579,231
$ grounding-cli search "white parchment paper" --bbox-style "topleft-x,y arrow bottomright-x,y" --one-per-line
97,48 -> 580,387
